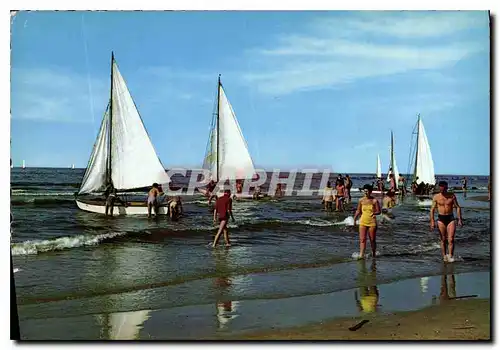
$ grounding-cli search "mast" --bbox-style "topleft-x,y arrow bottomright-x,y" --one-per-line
413,113 -> 420,182
216,74 -> 221,182
390,131 -> 394,173
106,51 -> 114,188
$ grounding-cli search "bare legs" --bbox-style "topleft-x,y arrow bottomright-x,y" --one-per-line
359,225 -> 377,258
437,220 -> 456,261
213,220 -> 230,247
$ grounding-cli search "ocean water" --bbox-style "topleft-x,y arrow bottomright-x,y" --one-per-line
11,168 -> 490,340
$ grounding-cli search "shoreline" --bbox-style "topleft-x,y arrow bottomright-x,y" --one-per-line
226,298 -> 490,340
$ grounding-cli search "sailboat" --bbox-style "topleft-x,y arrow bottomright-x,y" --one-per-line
385,130 -> 400,187
75,52 -> 170,215
367,133 -> 400,195
201,75 -> 257,199
71,164 -> 75,170
22,160 -> 25,169
409,114 -> 436,192
376,154 -> 382,179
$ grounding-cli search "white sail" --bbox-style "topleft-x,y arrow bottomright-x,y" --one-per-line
109,61 -> 170,190
78,57 -> 170,195
414,117 -> 435,185
386,132 -> 400,183
78,106 -> 111,195
203,81 -> 256,181
376,154 -> 382,178
22,160 -> 25,169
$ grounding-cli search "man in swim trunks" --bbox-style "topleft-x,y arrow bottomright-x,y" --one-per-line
167,196 -> 183,220
147,183 -> 163,218
388,173 -> 396,192
105,187 -> 128,216
335,179 -> 345,212
212,189 -> 235,247
430,181 -> 463,262
275,183 -> 283,198
461,176 -> 468,197
322,181 -> 335,212
354,184 -> 381,259
344,175 -> 353,203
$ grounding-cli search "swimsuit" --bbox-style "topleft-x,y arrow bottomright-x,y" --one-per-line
148,194 -> 157,205
438,214 -> 455,227
359,202 -> 377,227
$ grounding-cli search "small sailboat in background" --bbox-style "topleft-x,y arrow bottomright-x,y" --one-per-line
386,130 -> 400,188
22,160 -> 25,169
75,52 -> 170,215
71,164 -> 75,170
201,75 -> 257,199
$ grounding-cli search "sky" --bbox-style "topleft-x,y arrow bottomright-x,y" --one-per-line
10,10 -> 490,175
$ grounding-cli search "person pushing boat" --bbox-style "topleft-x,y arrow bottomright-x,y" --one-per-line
147,183 -> 163,218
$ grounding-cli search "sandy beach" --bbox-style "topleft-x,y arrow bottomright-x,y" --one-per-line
230,298 -> 490,340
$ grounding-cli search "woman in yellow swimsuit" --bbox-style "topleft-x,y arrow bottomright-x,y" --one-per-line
353,184 -> 381,259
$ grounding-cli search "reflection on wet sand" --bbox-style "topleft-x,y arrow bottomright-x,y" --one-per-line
213,248 -> 240,329
96,309 -> 151,340
432,264 -> 457,305
354,260 -> 379,314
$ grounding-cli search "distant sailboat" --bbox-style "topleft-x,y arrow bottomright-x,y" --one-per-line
410,114 -> 436,188
75,52 -> 170,215
22,160 -> 25,169
71,164 -> 75,170
386,131 -> 400,186
368,133 -> 400,195
376,154 -> 382,179
201,75 -> 256,198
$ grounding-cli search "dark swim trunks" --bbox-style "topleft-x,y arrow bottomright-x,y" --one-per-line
438,214 -> 455,227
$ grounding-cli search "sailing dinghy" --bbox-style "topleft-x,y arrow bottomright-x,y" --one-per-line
76,52 -> 170,215
201,75 -> 257,199
409,114 -> 436,195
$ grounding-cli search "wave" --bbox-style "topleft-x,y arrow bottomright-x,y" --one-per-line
11,197 -> 76,206
11,231 -> 128,256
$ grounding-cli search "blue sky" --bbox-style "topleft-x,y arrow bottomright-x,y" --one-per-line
10,10 -> 490,175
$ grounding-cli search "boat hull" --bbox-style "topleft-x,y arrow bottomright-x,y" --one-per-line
76,198 -> 168,216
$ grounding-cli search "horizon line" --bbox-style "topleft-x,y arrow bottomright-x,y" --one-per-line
10,166 -> 490,177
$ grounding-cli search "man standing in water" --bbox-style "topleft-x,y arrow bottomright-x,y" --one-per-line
388,173 -> 397,192
344,175 -> 353,203
212,189 -> 235,247
430,181 -> 463,262
322,181 -> 335,212
461,176 -> 468,197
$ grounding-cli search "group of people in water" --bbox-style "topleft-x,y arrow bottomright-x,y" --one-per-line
104,182 -> 184,220
100,169 -> 482,261
348,177 -> 464,263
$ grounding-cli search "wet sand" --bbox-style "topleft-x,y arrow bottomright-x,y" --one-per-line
229,298 -> 490,340
468,195 -> 490,203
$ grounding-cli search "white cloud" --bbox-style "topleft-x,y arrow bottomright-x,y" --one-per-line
242,11 -> 488,95
11,67 -> 107,123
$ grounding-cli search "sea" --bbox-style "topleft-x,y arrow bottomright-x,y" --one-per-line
11,168 -> 491,340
